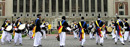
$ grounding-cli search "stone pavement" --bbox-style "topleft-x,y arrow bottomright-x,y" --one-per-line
0,34 -> 130,47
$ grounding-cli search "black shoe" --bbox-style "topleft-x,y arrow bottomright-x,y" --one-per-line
121,43 -> 125,45
100,43 -> 103,46
81,46 -> 84,47
19,43 -> 22,46
60,46 -> 63,47
96,43 -> 98,45
34,46 -> 39,47
124,40 -> 126,42
39,45 -> 42,47
115,42 -> 117,44
129,41 -> 130,42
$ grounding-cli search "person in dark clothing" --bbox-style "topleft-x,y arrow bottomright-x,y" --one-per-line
33,14 -> 42,47
77,17 -> 87,47
114,16 -> 125,45
14,17 -> 23,46
95,16 -> 104,46
57,16 -> 71,47
123,18 -> 130,42
29,21 -> 35,39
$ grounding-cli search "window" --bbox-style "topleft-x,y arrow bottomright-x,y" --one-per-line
13,0 -> 17,12
119,3 -> 124,9
32,0 -> 36,12
65,0 -> 69,12
52,0 -> 56,12
97,0 -> 101,12
91,0 -> 95,12
119,11 -> 124,15
58,0 -> 63,12
19,0 -> 23,12
45,0 -> 49,12
85,0 -> 89,12
104,0 -> 108,12
78,0 -> 82,12
72,0 -> 76,12
26,0 -> 30,12
39,0 -> 43,12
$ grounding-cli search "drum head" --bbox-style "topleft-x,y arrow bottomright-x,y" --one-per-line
6,25 -> 12,31
18,24 -> 26,30
107,27 -> 112,32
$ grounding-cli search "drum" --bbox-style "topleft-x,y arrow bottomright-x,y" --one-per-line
18,24 -> 26,30
6,25 -> 12,31
107,27 -> 112,32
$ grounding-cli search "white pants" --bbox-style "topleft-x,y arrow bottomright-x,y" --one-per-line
29,30 -> 33,38
60,32 -> 66,46
73,30 -> 77,38
111,30 -> 116,38
115,31 -> 124,44
124,31 -> 129,41
33,32 -> 42,46
89,32 -> 95,39
96,31 -> 104,43
1,31 -> 8,43
80,33 -> 86,46
14,33 -> 22,44
103,30 -> 107,38
7,33 -> 12,42
41,30 -> 46,39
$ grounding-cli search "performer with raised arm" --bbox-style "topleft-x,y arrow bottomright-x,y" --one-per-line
111,20 -> 116,39
33,14 -> 42,47
40,19 -> 47,39
1,19 -> 11,44
14,17 -> 23,46
114,16 -> 125,45
77,17 -> 87,47
72,21 -> 78,39
95,16 -> 104,46
29,21 -> 35,39
57,16 -> 71,47
123,18 -> 130,42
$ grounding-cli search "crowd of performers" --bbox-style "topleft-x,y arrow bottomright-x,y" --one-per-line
0,14 -> 130,47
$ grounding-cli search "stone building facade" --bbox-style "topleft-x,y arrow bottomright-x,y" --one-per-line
0,0 -> 130,29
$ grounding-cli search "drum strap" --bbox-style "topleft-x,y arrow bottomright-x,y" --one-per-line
58,20 -> 65,33
96,20 -> 103,37
79,21 -> 85,41
117,20 -> 122,38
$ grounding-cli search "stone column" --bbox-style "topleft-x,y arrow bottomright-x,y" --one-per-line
43,0 -> 45,17
49,0 -> 52,16
76,0 -> 78,16
69,0 -> 72,16
17,0 -> 19,16
101,0 -> 104,16
36,0 -> 38,14
89,0 -> 91,16
82,0 -> 85,16
95,0 -> 97,16
23,0 -> 26,16
63,0 -> 65,16
56,0 -> 58,17
30,0 -> 32,17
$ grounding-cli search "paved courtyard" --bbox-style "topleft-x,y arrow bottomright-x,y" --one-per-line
0,34 -> 130,47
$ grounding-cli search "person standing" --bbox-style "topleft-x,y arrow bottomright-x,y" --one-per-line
29,21 -> 35,39
14,17 -> 23,46
111,20 -> 116,39
77,17 -> 87,47
57,16 -> 71,47
40,19 -> 47,39
33,14 -> 42,47
95,16 -> 104,46
114,16 -> 125,45
123,18 -> 130,42
72,21 -> 78,39
1,20 -> 11,44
